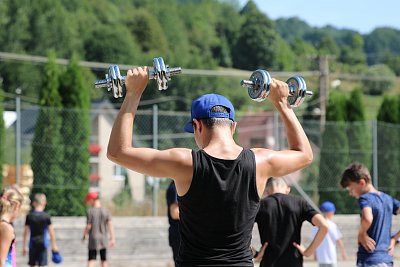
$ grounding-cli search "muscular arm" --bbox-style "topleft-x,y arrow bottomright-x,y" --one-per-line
293,214 -> 328,257
266,102 -> 313,175
358,207 -> 375,252
254,80 -> 313,196
107,68 -> 192,195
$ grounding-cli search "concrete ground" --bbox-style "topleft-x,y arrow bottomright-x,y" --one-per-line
43,259 -> 400,267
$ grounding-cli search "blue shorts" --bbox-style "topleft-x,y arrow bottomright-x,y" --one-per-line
29,246 -> 48,266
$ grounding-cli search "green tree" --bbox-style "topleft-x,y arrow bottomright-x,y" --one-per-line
275,17 -> 312,44
84,24 -> 140,65
339,33 -> 367,66
136,0 -> 191,67
125,9 -> 168,55
361,64 -> 396,95
0,87 -> 4,185
318,91 -> 357,213
212,2 -> 242,67
58,55 -> 91,215
28,0 -> 83,57
345,88 -> 371,167
31,52 -> 64,216
232,1 -> 280,70
376,95 -> 400,198
291,38 -> 318,71
274,37 -> 296,71
365,27 -> 400,65
383,53 -> 400,76
316,36 -> 340,57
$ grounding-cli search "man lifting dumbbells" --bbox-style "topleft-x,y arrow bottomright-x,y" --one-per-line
104,59 -> 313,266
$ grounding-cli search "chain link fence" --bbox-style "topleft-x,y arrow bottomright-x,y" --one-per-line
2,102 -> 400,215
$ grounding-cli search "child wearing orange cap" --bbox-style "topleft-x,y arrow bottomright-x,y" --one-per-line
82,192 -> 115,267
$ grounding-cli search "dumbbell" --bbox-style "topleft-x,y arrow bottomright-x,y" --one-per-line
94,57 -> 182,98
241,70 -> 313,107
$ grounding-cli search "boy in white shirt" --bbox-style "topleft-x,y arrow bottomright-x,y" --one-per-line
311,201 -> 347,267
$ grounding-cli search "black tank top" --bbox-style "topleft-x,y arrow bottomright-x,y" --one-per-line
177,148 -> 260,266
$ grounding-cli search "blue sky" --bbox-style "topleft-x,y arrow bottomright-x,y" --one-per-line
239,0 -> 400,34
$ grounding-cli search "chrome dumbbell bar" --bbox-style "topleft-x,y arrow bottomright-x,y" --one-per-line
94,57 -> 182,98
241,69 -> 313,107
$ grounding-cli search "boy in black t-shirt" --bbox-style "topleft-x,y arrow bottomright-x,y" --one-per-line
254,178 -> 328,267
23,193 -> 59,267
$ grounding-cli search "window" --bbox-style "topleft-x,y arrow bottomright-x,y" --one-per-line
113,165 -> 127,180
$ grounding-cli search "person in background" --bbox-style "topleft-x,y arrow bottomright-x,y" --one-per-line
0,185 -> 24,267
23,193 -> 60,267
341,162 -> 400,267
311,201 -> 347,267
82,192 -> 115,267
254,177 -> 328,267
166,180 -> 180,266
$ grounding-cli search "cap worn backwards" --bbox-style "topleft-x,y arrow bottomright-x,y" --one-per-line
183,94 -> 235,133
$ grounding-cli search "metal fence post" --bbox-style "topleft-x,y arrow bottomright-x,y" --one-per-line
152,104 -> 159,216
372,119 -> 378,188
15,88 -> 21,185
273,111 -> 280,150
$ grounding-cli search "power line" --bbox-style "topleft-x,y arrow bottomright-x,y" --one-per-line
1,51 -> 398,81
0,51 -> 319,77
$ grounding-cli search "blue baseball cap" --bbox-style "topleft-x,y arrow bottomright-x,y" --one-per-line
184,94 -> 235,133
320,201 -> 336,212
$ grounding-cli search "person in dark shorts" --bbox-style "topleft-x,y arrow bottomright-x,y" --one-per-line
107,67 -> 313,266
341,162 -> 400,267
82,191 -> 115,267
166,180 -> 180,266
22,193 -> 59,267
254,177 -> 328,267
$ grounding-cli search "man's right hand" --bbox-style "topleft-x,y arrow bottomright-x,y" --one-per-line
125,67 -> 149,95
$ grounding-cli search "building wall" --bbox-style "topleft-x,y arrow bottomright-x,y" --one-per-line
237,112 -> 275,149
97,114 -> 145,203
